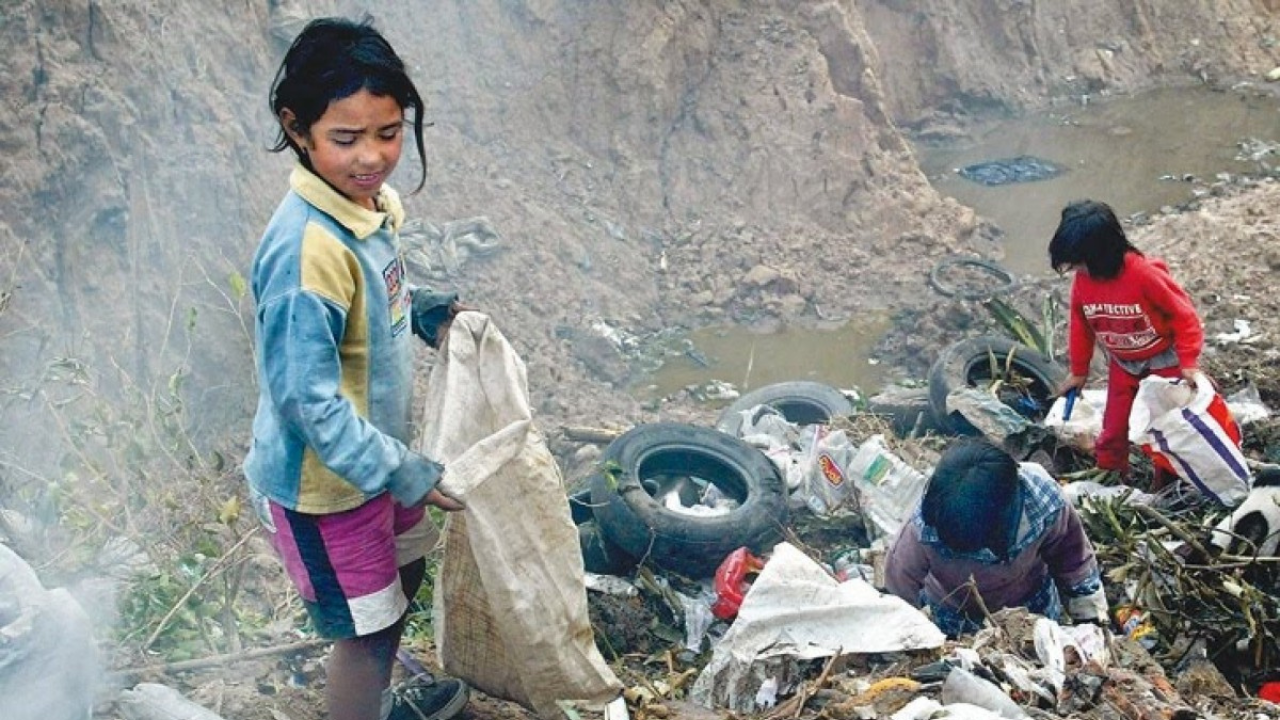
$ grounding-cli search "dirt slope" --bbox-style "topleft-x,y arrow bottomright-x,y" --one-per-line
1,1 -> 1279,718
6,1 -> 1276,469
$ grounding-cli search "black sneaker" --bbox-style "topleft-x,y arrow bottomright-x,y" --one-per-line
388,675 -> 469,720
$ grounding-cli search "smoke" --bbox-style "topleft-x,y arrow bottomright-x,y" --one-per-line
0,543 -> 100,720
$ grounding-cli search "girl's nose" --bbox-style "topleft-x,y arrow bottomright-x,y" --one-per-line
355,143 -> 381,167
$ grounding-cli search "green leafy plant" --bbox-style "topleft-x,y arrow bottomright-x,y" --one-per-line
2,263 -> 273,667
981,295 -> 1060,358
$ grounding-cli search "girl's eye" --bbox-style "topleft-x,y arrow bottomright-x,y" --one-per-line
379,128 -> 402,141
333,137 -> 356,147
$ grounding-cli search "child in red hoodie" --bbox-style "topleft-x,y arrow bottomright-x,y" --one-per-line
1050,200 -> 1204,482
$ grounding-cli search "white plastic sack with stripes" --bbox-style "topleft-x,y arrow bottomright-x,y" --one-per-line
1128,371 -> 1249,507
416,312 -> 621,718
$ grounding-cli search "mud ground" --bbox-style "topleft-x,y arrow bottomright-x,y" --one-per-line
145,173 -> 1280,720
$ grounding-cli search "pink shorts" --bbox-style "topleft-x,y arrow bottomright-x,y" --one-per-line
252,491 -> 438,639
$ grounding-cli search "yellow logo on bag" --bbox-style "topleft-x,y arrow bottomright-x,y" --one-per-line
818,453 -> 845,487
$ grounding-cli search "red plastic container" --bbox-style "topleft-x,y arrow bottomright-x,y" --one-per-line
710,547 -> 765,620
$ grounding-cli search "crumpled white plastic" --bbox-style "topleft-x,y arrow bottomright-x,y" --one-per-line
690,542 -> 945,712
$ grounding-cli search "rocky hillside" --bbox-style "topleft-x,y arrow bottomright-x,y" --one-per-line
1,0 -> 1277,483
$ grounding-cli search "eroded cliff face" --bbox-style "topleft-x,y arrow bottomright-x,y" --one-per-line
855,0 -> 1280,130
0,0 -> 1275,476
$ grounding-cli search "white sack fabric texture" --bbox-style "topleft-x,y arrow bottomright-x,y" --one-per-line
417,312 -> 621,718
1128,372 -> 1249,507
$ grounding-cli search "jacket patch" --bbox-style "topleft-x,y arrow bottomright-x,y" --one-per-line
383,256 -> 409,336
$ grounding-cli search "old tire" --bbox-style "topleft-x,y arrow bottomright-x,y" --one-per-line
578,521 -> 639,576
715,381 -> 854,436
928,256 -> 1015,300
928,336 -> 1064,434
589,423 -> 789,578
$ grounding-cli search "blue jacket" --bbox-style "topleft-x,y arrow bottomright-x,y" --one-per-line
244,166 -> 434,513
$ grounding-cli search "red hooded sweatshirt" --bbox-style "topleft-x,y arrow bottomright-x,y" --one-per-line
1068,252 -> 1203,376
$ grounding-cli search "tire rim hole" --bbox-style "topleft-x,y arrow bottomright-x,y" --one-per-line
637,454 -> 749,505
964,364 -> 1054,421
766,401 -> 832,426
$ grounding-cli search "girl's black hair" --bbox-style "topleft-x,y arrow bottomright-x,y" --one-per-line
1047,199 -> 1141,279
268,15 -> 427,193
921,439 -> 1022,559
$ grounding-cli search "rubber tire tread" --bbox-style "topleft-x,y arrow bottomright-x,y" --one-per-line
589,423 -> 789,578
928,256 -> 1016,300
927,335 -> 1064,434
715,380 -> 853,436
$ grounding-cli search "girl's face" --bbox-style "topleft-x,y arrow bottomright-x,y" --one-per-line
285,89 -> 405,210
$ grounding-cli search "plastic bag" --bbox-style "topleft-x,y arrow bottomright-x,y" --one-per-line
847,435 -> 930,540
799,425 -> 859,516
1043,388 -> 1108,451
0,545 -> 98,720
1128,371 -> 1248,507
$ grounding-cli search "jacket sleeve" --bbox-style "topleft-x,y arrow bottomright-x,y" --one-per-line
1039,502 -> 1102,598
258,287 -> 415,499
884,521 -> 929,607
1067,279 -> 1096,376
1142,260 -> 1203,369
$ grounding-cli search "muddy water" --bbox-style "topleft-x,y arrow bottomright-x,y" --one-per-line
643,85 -> 1278,400
635,317 -> 893,402
918,84 -> 1280,276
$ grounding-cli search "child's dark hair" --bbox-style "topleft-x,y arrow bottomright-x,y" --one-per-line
269,15 -> 427,192
1048,199 -> 1141,279
922,439 -> 1021,558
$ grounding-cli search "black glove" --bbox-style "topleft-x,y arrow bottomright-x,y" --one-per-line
410,289 -> 459,348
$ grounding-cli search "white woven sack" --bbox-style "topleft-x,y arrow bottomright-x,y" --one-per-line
1128,372 -> 1249,507
416,312 -> 621,718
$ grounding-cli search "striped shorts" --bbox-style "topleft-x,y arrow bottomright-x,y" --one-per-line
252,490 -> 439,639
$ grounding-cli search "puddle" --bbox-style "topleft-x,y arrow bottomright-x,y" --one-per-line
916,84 -> 1280,276
636,317 -> 893,403
639,86 -> 1277,400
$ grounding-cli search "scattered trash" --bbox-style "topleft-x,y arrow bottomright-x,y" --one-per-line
690,543 -> 945,712
847,434 -> 930,540
799,425 -> 859,517
1063,480 -> 1157,507
1044,388 -> 1108,451
1225,381 -> 1271,426
679,590 -> 717,653
944,386 -> 1035,445
584,573 -> 640,597
710,547 -> 765,621
939,666 -> 1030,719
0,544 -> 99,720
956,156 -> 1064,186
118,683 -> 226,720
1213,318 -> 1254,345
754,676 -> 780,709
1114,605 -> 1159,650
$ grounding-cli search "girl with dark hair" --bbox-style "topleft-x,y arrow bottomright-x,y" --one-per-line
884,440 -> 1106,637
246,16 -> 469,720
1050,199 -> 1205,483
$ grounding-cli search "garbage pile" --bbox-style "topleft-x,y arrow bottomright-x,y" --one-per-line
573,368 -> 1280,720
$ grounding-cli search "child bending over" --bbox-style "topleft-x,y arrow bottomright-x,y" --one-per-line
884,440 -> 1107,637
